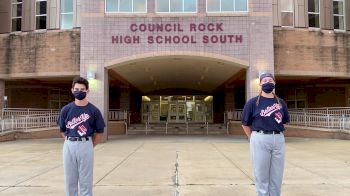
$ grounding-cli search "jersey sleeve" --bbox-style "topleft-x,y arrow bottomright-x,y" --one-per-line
58,107 -> 68,132
241,99 -> 254,126
94,109 -> 106,133
281,100 -> 290,124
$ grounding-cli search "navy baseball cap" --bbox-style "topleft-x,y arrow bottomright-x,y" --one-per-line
259,73 -> 275,82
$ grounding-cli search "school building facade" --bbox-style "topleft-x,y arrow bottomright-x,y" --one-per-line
0,0 -> 349,136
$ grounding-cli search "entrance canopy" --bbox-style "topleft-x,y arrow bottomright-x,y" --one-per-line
108,54 -> 247,93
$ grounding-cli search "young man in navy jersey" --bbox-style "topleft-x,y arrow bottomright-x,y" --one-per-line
241,73 -> 289,196
59,76 -> 105,196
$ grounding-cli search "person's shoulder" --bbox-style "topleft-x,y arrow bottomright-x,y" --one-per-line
278,98 -> 288,107
246,96 -> 259,105
87,103 -> 101,112
61,102 -> 74,111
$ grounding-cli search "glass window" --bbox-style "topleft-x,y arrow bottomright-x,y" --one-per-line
35,0 -> 47,30
61,0 -> 74,29
157,0 -> 197,13
11,0 -> 22,32
105,0 -> 146,13
281,0 -> 294,26
308,0 -> 320,28
333,0 -> 344,30
206,0 -> 247,12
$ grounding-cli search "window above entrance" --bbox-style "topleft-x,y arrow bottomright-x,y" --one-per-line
156,0 -> 197,13
206,0 -> 248,12
105,0 -> 147,13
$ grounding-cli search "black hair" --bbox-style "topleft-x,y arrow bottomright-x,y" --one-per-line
72,76 -> 89,90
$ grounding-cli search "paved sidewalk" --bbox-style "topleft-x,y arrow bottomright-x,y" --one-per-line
0,135 -> 349,196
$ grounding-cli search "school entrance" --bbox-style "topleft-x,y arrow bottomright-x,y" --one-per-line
141,95 -> 213,123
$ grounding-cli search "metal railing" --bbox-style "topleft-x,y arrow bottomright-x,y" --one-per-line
226,108 -> 350,131
1,113 -> 60,132
0,108 -> 129,133
2,108 -> 59,118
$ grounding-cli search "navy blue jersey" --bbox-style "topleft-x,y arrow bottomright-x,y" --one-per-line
241,96 -> 289,132
58,102 -> 106,137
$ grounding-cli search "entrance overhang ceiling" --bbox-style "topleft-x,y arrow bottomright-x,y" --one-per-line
109,55 -> 246,93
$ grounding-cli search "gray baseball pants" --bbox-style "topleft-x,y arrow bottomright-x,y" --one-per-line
250,131 -> 285,196
63,138 -> 94,196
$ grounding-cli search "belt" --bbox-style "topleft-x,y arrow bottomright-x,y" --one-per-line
66,136 -> 90,141
256,130 -> 281,134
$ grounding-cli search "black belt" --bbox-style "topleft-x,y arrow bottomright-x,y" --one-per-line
256,130 -> 281,134
66,136 -> 90,141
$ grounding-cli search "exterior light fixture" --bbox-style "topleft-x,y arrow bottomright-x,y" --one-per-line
86,71 -> 96,80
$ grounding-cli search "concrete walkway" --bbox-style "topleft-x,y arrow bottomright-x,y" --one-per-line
0,135 -> 349,196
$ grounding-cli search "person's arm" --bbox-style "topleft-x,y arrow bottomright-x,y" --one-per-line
93,133 -> 103,147
61,132 -> 65,138
242,125 -> 252,137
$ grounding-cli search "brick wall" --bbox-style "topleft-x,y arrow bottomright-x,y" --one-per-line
274,28 -> 350,76
0,29 -> 80,78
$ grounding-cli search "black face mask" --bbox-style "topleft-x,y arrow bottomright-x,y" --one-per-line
73,91 -> 87,100
262,83 -> 275,93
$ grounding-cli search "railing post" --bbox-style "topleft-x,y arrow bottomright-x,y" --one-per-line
206,122 -> 209,135
125,121 -> 128,136
327,114 -> 330,128
11,115 -> 14,131
165,122 -> 168,135
186,122 -> 188,135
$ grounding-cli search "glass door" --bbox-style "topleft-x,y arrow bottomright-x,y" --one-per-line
168,102 -> 177,122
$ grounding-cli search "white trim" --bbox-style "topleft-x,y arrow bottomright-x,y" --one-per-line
35,0 -> 47,30
11,0 -> 23,32
308,0 -> 320,28
333,0 -> 345,30
281,0 -> 294,27
206,0 -> 248,13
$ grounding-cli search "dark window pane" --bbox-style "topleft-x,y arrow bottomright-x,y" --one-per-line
334,16 -> 344,30
12,0 -> 22,2
12,3 -> 22,17
12,18 -> 21,31
282,12 -> 293,26
308,0 -> 319,13
36,16 -> 46,29
333,1 -> 343,15
36,1 -> 47,15
308,13 -> 319,27
297,101 -> 305,108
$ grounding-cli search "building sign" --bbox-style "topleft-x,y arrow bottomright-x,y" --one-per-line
111,23 -> 243,45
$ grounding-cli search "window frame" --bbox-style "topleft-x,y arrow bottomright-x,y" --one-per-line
308,0 -> 320,28
105,0 -> 147,13
281,0 -> 294,27
11,0 -> 23,32
35,0 -> 48,30
206,0 -> 248,13
60,0 -> 74,29
333,0 -> 345,31
156,0 -> 198,13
